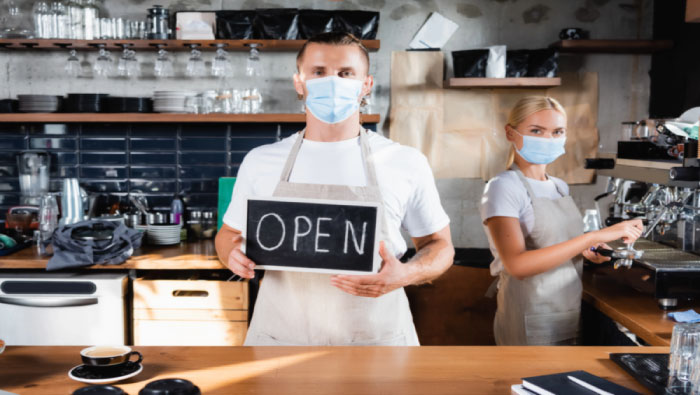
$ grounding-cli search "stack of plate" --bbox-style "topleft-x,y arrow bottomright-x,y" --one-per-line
153,91 -> 196,113
146,224 -> 182,245
0,99 -> 18,113
64,93 -> 109,113
18,95 -> 62,113
105,97 -> 153,113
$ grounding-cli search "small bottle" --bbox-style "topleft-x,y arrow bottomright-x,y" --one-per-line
170,196 -> 183,225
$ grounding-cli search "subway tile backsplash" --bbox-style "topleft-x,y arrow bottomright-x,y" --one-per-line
0,122 -> 376,221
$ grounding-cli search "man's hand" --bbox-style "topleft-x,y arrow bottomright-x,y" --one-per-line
330,241 -> 407,298
227,233 -> 256,279
215,224 -> 255,279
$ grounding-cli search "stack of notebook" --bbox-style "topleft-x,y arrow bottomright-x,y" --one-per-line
511,370 -> 641,395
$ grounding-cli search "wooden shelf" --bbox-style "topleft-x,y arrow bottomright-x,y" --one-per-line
444,77 -> 561,89
0,38 -> 380,52
0,112 -> 381,123
550,39 -> 673,53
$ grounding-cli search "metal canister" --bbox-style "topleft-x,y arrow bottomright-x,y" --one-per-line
154,212 -> 167,225
126,213 -> 141,228
146,212 -> 156,225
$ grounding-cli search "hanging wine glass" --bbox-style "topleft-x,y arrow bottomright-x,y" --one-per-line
92,46 -> 114,78
211,44 -> 232,78
154,46 -> 174,78
65,49 -> 82,78
185,45 -> 206,78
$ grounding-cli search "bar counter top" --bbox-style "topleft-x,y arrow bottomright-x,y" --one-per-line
0,240 -> 223,270
0,345 -> 661,394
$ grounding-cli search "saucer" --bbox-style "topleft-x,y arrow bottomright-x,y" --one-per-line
68,361 -> 142,385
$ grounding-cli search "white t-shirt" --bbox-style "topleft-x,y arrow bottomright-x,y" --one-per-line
480,170 -> 569,276
223,132 -> 450,258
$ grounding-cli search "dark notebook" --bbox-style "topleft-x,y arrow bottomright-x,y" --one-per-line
522,370 -> 641,395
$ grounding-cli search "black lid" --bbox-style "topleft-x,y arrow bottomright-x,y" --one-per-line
139,378 -> 200,395
148,5 -> 169,15
73,385 -> 127,395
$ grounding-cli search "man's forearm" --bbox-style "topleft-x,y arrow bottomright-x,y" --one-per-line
404,238 -> 455,286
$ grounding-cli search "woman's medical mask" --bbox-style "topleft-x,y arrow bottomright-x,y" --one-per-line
512,129 -> 567,165
305,76 -> 363,124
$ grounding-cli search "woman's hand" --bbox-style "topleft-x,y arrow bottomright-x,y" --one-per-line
594,219 -> 643,244
582,242 -> 612,264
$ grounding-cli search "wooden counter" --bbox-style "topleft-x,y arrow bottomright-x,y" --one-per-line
0,346 -> 659,394
0,240 -> 223,270
582,269 -> 700,346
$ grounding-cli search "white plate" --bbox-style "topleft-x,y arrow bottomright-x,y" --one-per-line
68,363 -> 142,385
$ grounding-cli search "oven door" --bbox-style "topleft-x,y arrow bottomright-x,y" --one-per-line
0,273 -> 127,346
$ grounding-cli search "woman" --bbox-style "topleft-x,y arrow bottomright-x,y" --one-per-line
481,96 -> 643,345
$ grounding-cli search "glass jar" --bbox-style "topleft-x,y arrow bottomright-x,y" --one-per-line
201,211 -> 217,239
50,1 -> 69,39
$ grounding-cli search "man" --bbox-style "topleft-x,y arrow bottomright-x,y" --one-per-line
215,32 -> 454,346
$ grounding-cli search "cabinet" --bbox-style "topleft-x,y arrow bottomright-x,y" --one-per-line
133,279 -> 248,346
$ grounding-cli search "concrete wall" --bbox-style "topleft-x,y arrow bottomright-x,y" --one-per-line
0,0 -> 654,248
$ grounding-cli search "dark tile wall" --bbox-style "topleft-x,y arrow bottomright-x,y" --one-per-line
0,122 -> 376,222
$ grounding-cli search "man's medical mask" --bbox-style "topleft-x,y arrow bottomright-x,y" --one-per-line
305,76 -> 364,124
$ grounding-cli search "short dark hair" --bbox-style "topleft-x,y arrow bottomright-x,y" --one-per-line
296,32 -> 370,72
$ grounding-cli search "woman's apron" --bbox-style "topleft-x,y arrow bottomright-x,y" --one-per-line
244,128 -> 419,346
493,168 -> 584,345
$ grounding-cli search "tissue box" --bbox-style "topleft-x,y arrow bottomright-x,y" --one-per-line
175,11 -> 216,40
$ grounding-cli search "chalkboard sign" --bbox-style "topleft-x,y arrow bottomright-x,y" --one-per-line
246,197 -> 381,275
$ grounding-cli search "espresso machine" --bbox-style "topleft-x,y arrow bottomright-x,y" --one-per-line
586,118 -> 700,309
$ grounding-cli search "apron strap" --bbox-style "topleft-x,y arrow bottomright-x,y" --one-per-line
512,167 -> 538,201
279,130 -> 306,182
359,129 -> 379,187
279,128 -> 379,188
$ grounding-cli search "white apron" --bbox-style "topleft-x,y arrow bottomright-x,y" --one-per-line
493,168 -> 584,345
244,128 -> 419,346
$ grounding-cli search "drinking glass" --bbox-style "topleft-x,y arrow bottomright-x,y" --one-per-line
668,323 -> 700,394
154,48 -> 174,78
185,47 -> 206,78
65,49 -> 82,78
50,1 -> 68,38
33,1 -> 52,38
99,17 -> 112,39
93,47 -> 114,78
691,354 -> 700,395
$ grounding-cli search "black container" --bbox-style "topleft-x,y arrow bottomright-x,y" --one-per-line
527,48 -> 558,77
216,10 -> 256,39
297,9 -> 334,39
684,140 -> 699,159
332,10 -> 379,39
0,99 -> 19,113
452,49 -> 489,78
506,50 -> 529,77
256,8 -> 299,39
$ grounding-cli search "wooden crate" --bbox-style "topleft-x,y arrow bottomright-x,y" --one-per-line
133,279 -> 248,346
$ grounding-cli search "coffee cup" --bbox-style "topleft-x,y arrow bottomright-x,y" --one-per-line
80,345 -> 143,367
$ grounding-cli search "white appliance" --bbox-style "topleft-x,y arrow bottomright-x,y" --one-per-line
0,273 -> 127,346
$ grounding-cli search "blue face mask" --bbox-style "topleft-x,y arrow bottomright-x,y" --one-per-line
305,76 -> 364,124
513,130 -> 567,165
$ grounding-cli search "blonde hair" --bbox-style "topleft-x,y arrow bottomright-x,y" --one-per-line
505,96 -> 567,168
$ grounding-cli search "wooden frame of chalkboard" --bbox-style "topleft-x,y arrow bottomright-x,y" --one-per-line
245,197 -> 381,275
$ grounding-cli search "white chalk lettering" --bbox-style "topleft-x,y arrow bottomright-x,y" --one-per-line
293,216 -> 312,251
344,220 -> 367,255
315,217 -> 331,253
256,213 -> 285,251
